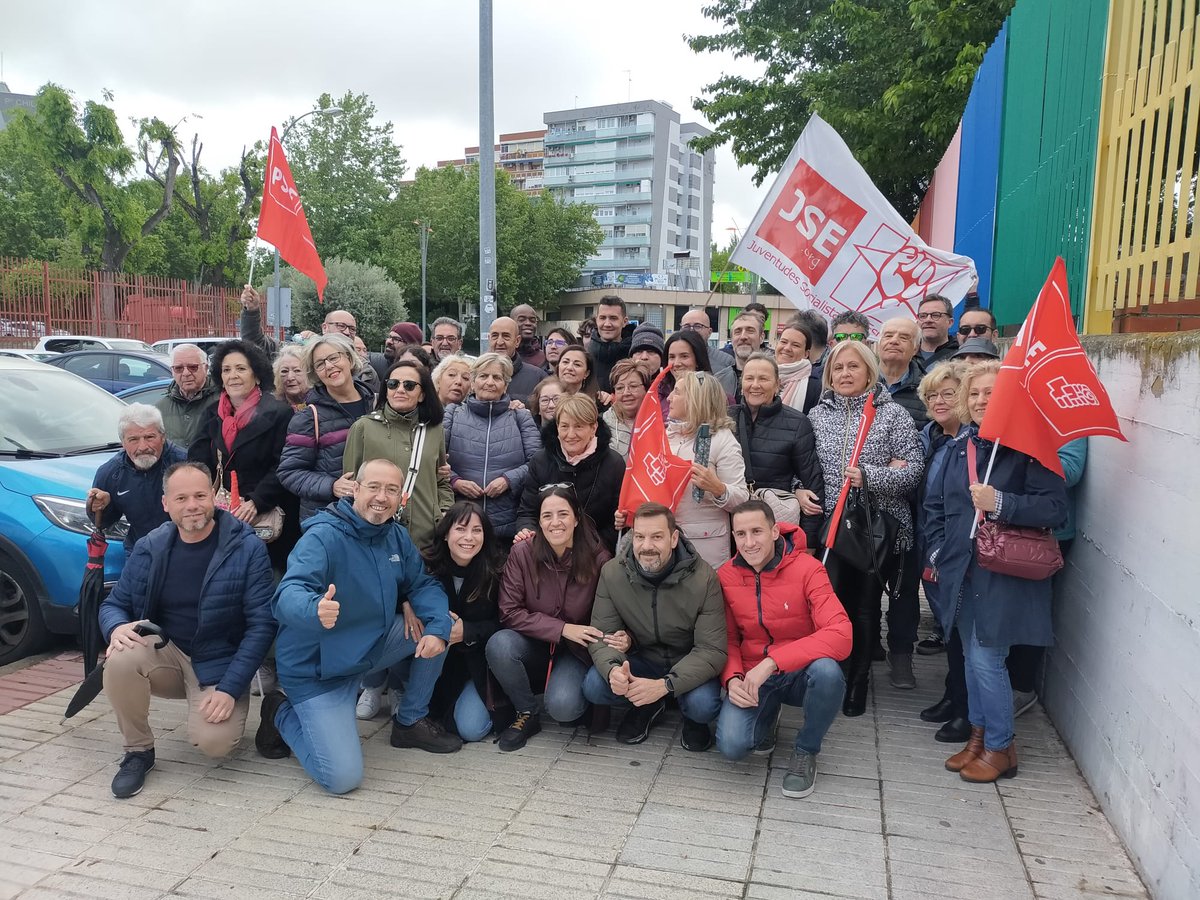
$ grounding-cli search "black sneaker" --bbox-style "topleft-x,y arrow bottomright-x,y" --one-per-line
111,748 -> 155,799
916,633 -> 947,655
616,698 -> 666,744
754,708 -> 783,755
679,718 -> 712,752
390,716 -> 463,754
255,690 -> 291,759
497,711 -> 541,752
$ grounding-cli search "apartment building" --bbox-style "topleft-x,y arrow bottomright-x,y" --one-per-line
0,82 -> 37,131
437,130 -> 546,196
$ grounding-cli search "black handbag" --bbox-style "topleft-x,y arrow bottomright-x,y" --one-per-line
819,483 -> 899,576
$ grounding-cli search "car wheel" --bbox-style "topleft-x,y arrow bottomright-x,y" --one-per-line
0,554 -> 49,666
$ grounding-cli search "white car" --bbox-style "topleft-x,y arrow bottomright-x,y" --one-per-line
0,349 -> 60,362
150,337 -> 231,358
34,335 -> 155,354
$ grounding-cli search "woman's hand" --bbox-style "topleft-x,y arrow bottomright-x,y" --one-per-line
455,479 -> 484,499
596,390 -> 613,406
508,399 -> 526,411
690,462 -> 725,496
513,528 -> 535,543
401,601 -> 424,641
602,630 -> 631,653
233,498 -> 258,522
845,465 -> 864,489
483,476 -> 509,497
332,472 -> 357,499
969,483 -> 997,513
448,612 -> 463,646
562,624 -> 603,646
795,488 -> 823,516
438,463 -> 451,480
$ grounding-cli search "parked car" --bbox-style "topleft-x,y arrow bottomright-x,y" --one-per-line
34,335 -> 155,354
150,337 -> 230,358
46,350 -> 172,394
115,378 -> 174,407
0,319 -> 48,339
0,349 -> 60,362
0,358 -> 129,665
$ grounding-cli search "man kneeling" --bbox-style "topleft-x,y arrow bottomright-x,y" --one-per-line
100,461 -> 276,798
255,458 -> 460,795
717,500 -> 851,798
584,503 -> 726,750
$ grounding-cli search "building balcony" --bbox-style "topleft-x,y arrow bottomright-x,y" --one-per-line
545,122 -> 655,145
603,235 -> 651,248
557,188 -> 653,206
542,167 -> 652,187
597,212 -> 653,226
543,145 -> 655,166
585,253 -> 651,270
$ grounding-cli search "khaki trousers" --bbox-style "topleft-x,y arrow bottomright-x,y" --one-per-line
103,640 -> 249,757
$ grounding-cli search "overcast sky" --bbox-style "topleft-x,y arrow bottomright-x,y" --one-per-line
3,0 -> 772,247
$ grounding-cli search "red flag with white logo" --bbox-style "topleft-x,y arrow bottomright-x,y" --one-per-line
979,257 -> 1125,475
618,366 -> 693,517
257,127 -> 328,301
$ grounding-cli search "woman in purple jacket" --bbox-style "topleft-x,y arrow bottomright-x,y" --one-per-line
485,485 -> 612,752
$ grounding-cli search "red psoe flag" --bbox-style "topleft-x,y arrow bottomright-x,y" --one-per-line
617,366 -> 693,517
257,127 -> 328,301
979,257 -> 1125,475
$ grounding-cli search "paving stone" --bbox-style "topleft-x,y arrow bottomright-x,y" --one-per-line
601,864 -> 744,899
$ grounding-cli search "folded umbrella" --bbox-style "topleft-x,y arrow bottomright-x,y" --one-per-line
62,622 -> 166,721
76,514 -> 109,677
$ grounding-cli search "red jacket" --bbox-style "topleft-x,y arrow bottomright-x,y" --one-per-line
718,522 -> 851,685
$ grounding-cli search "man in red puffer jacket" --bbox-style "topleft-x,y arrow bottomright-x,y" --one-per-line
716,500 -> 852,799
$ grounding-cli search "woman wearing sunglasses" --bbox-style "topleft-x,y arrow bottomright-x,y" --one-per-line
486,485 -> 612,751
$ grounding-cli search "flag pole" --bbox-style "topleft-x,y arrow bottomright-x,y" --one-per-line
247,234 -> 262,288
968,442 -> 1001,539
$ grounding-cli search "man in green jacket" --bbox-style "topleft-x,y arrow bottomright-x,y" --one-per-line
156,344 -> 219,448
585,502 -> 727,751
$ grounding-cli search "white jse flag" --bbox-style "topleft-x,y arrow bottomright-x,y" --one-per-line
731,114 -> 977,337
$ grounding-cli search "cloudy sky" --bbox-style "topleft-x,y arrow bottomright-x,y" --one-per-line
4,0 -> 772,246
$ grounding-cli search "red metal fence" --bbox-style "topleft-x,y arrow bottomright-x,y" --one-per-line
0,258 -> 241,348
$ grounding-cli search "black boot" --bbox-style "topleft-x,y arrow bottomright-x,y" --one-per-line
842,611 -> 871,717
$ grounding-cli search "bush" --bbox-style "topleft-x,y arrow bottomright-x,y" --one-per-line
270,257 -> 406,352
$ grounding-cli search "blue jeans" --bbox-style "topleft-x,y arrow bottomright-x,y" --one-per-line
715,657 -> 845,760
582,654 -> 721,723
484,629 -> 588,722
958,621 -> 1013,751
274,615 -> 447,795
454,682 -> 493,743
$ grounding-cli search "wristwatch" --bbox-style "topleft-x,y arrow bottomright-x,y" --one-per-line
663,674 -> 677,696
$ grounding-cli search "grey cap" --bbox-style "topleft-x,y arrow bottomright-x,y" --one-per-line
953,337 -> 1000,359
629,323 -> 665,357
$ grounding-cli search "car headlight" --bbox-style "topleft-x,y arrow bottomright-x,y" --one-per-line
32,495 -> 129,540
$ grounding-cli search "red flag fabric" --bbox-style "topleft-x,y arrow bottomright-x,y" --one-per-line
257,127 -> 328,301
979,257 -> 1125,475
617,366 -> 693,517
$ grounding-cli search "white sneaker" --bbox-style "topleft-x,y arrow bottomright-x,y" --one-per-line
250,663 -> 278,697
356,685 -> 384,720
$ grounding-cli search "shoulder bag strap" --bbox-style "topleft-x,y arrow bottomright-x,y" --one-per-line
311,403 -> 320,445
401,423 -> 427,507
734,411 -> 756,489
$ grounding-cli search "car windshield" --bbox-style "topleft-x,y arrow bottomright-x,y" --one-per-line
108,339 -> 154,352
0,367 -> 128,454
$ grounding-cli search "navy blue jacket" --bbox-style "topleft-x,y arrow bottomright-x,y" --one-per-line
924,429 -> 1068,648
98,510 -> 277,697
92,443 -> 188,550
273,498 -> 452,703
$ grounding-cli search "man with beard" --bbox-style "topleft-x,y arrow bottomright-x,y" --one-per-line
99,461 -> 276,798
584,503 -> 726,751
511,303 -> 546,368
87,404 -> 187,551
729,313 -> 768,401
916,294 -> 958,368
429,316 -> 465,362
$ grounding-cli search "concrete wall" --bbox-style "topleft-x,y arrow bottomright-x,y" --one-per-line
1043,332 -> 1200,900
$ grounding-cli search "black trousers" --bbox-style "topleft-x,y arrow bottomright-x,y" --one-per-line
825,550 -> 900,686
1005,538 -> 1073,694
885,543 -> 922,653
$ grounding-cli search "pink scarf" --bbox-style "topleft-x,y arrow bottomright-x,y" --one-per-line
218,386 -> 262,453
564,435 -> 598,466
778,358 -> 813,410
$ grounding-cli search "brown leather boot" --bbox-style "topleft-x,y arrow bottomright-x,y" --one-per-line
944,726 -> 984,772
960,744 -> 1019,782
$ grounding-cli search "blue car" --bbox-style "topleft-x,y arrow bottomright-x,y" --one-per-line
0,358 -> 129,664
115,377 -> 174,407
46,349 -> 172,394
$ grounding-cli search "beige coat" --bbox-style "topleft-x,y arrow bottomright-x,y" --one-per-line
665,424 -> 749,569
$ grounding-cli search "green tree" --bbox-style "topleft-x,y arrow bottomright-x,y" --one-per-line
0,112 -> 72,260
283,92 -> 407,263
282,256 -> 406,351
688,0 -> 1013,218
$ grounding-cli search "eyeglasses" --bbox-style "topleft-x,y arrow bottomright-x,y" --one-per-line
928,389 -> 959,403
171,364 -> 202,374
917,311 -> 949,321
958,324 -> 993,336
544,338 -> 568,348
538,482 -> 575,494
538,395 -> 561,407
359,481 -> 402,498
313,352 -> 347,372
833,332 -> 867,342
387,378 -> 420,392
328,321 -> 358,336
680,322 -> 710,332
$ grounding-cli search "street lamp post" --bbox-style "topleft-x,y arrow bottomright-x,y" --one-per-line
415,220 -> 433,335
269,106 -> 342,339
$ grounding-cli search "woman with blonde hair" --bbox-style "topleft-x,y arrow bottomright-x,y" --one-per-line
272,344 -> 309,411
432,354 -> 475,408
661,370 -> 749,568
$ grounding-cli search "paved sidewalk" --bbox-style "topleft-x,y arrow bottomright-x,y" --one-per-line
0,651 -> 1147,899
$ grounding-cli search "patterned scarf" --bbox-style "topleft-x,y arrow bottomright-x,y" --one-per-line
218,386 -> 262,453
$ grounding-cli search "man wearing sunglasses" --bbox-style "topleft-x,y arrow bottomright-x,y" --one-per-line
156,343 -> 218,447
956,306 -> 998,344
829,310 -> 872,346
916,294 -> 958,369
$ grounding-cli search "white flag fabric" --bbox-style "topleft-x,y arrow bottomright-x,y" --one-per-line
731,115 -> 977,337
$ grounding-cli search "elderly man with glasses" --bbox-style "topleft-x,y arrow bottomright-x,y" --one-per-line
156,344 -> 219,447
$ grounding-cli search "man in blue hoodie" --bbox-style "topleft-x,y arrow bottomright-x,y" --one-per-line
256,458 -> 459,794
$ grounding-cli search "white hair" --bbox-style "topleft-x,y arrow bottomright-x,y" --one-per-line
118,403 -> 165,439
169,343 -> 207,365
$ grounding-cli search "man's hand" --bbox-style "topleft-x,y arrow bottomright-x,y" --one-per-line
401,601 -> 425,640
317,584 -> 339,629
415,634 -> 447,658
240,285 -> 261,311
626,674 -> 669,707
86,488 -> 111,515
198,689 -> 236,724
106,621 -> 150,657
483,476 -> 509,498
609,661 -> 632,697
969,483 -> 997,513
562,624 -> 603,646
742,657 -> 778,705
795,488 -> 822,517
726,676 -> 759,709
602,630 -> 631,653
614,510 -> 626,529
448,612 -> 463,645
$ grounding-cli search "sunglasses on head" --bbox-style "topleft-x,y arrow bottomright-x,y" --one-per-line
958,324 -> 992,336
538,482 -> 575,495
386,378 -> 420,392
834,332 -> 867,342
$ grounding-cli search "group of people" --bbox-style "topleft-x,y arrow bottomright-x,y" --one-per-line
90,288 -> 1080,802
